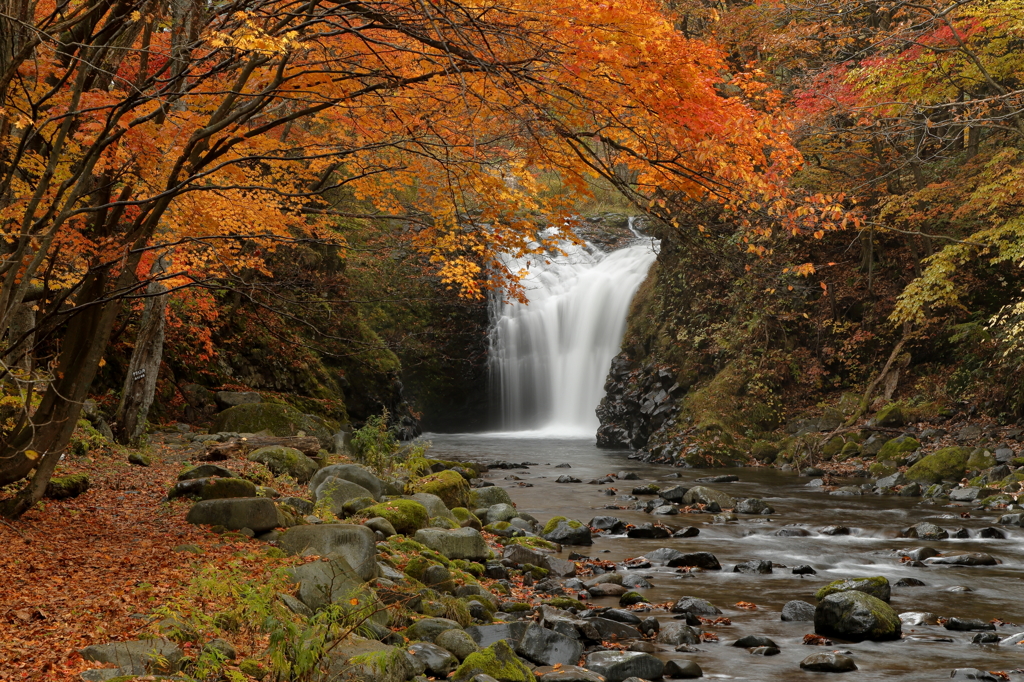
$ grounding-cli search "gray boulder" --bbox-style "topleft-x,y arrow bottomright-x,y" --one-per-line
665,552 -> 721,570
656,622 -> 700,645
287,557 -> 363,612
465,622 -> 531,647
534,665 -> 606,682
543,518 -> 593,545
584,618 -> 641,641
409,492 -> 458,520
781,600 -> 815,621
314,477 -> 376,515
663,660 -> 702,679
248,446 -> 318,483
215,390 -> 261,408
435,628 -> 480,660
800,652 -> 857,672
733,559 -> 772,574
814,591 -> 902,641
659,486 -> 688,502
470,486 -> 514,508
185,497 -> 280,532
734,498 -> 774,514
407,618 -> 465,643
168,477 -> 257,500
409,642 -> 459,677
310,464 -> 385,500
321,638 -> 415,682
645,547 -> 684,564
585,651 -> 664,682
178,464 -> 237,481
516,623 -> 584,666
486,503 -> 518,524
925,553 -> 997,566
277,524 -> 378,580
79,639 -> 182,675
671,596 -> 722,615
681,486 -> 735,509
415,527 -> 489,560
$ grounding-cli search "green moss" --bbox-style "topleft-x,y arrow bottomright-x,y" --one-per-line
213,402 -> 309,436
544,597 -> 585,610
750,440 -> 779,462
452,559 -> 485,578
484,521 -> 511,533
503,602 -> 534,612
430,516 -> 460,529
451,507 -> 482,530
837,441 -> 861,460
905,447 -> 971,484
874,403 -> 906,427
248,445 -> 318,482
45,474 -> 90,500
343,496 -> 378,515
822,436 -> 845,460
815,576 -> 890,602
239,658 -> 268,680
128,452 -> 152,466
877,437 -> 920,461
967,448 -> 996,471
502,536 -> 559,551
452,640 -> 534,682
410,470 -> 470,509
520,564 -> 549,580
361,500 -> 429,534
542,516 -> 567,535
619,591 -> 648,606
869,462 -> 897,478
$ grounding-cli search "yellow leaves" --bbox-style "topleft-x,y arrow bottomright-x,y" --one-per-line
24,450 -> 39,461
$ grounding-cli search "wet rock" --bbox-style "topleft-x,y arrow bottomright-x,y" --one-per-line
733,635 -> 777,648
535,665 -> 607,682
734,498 -> 774,514
901,522 -> 948,540
589,583 -> 629,597
590,516 -> 628,534
876,472 -> 907,488
799,652 -> 857,673
893,578 -> 925,587
695,475 -> 739,483
556,475 -> 582,484
977,527 -> 1006,539
949,669 -> 1000,681
638,617 -> 659,636
774,527 -> 810,537
656,622 -> 701,646
925,553 -> 997,566
830,486 -> 863,496
671,596 -> 722,616
681,486 -> 735,509
645,547 -> 684,564
899,483 -> 922,497
733,559 -> 772,574
451,640 -> 533,682
619,591 -> 647,607
899,612 -> 939,626
626,523 -> 670,539
584,617 -> 641,641
662,660 -> 703,679
998,513 -> 1024,526
465,623 -> 531,648
515,623 -> 584,667
815,576 -> 890,603
409,642 -> 459,677
781,600 -> 816,621
632,485 -> 660,495
621,574 -> 653,589
949,527 -> 970,539
972,632 -> 1000,644
665,552 -> 721,570
814,591 -> 902,641
900,546 -> 939,561
944,617 -> 996,632
604,609 -> 642,625
673,527 -> 700,538
585,651 -> 664,682
435,629 -> 480,661
543,518 -> 593,546
792,565 -> 816,575
659,486 -> 688,503
819,525 -> 851,536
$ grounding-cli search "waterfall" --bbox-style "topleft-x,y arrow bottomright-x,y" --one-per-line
489,221 -> 658,436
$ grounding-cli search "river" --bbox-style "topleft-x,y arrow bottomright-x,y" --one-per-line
424,432 -> 1024,681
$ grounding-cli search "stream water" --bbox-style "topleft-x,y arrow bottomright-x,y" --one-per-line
422,433 -> 1024,680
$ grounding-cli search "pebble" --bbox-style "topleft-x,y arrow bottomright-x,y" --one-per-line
800,652 -> 857,672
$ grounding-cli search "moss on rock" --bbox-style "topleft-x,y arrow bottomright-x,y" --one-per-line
877,437 -> 919,462
451,507 -> 482,530
452,639 -> 534,682
410,470 -> 470,509
967,448 -> 996,471
815,576 -> 891,603
502,536 -> 559,552
542,516 -> 568,535
247,445 -> 319,483
361,500 -> 430,534
905,447 -> 971,484
868,462 -> 897,478
544,597 -> 585,610
821,436 -> 845,460
430,516 -> 460,529
45,474 -> 90,500
874,403 -> 906,427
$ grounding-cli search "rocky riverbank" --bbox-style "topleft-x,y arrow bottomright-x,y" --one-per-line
51,423 -> 1024,682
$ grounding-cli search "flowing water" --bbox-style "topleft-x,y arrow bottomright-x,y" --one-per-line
467,221 -> 1024,678
424,433 -> 1024,681
488,229 -> 657,435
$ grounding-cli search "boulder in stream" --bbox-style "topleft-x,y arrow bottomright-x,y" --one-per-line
814,576 -> 891,602
542,517 -> 593,545
585,651 -> 664,682
814,591 -> 901,641
799,652 -> 857,673
781,600 -> 815,621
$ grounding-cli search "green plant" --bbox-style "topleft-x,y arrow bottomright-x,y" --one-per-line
350,410 -> 431,478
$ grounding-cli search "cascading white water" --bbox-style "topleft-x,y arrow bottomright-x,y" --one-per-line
489,222 -> 658,436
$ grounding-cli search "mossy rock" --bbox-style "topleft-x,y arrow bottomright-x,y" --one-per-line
905,447 -> 971,484
430,516 -> 460,529
238,658 -> 268,680
248,445 -> 319,483
821,437 -> 845,460
45,474 -> 89,500
619,591 -> 648,607
451,507 -> 482,530
868,462 -> 897,478
502,602 -> 534,612
837,441 -> 861,461
452,639 -> 534,682
128,452 -> 152,467
502,536 -> 559,552
544,597 -> 585,610
362,500 -> 430,534
343,496 -> 378,515
815,576 -> 891,603
542,516 -> 571,535
214,403 -> 333,447
967,448 -> 996,471
410,470 -> 470,509
750,440 -> 780,463
874,403 -> 906,427
452,559 -> 485,578
877,437 -> 920,462
469,487 -> 514,508
404,556 -> 442,581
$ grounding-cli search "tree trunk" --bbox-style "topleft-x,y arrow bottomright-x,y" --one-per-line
114,254 -> 169,445
0,253 -> 141,517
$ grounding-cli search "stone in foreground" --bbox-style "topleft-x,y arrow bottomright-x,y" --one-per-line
585,651 -> 665,682
79,639 -> 183,674
452,640 -> 534,682
415,527 -> 489,560
814,591 -> 901,642
814,576 -> 891,603
663,659 -> 703,679
185,497 -> 280,532
515,623 -> 584,666
277,524 -> 378,581
799,652 -> 857,673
